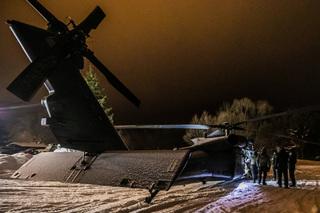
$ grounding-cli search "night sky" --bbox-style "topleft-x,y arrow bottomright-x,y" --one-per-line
1,0 -> 320,125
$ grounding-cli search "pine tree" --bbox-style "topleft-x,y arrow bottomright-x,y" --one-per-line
83,64 -> 114,123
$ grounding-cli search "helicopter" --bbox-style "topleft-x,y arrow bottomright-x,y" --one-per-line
6,0 -> 315,203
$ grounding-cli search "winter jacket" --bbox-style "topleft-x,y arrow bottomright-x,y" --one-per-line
250,154 -> 258,165
288,152 -> 297,169
277,149 -> 289,170
272,152 -> 278,167
257,153 -> 270,167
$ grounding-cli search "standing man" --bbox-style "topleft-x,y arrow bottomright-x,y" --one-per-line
288,148 -> 297,187
250,151 -> 258,183
257,148 -> 270,185
277,147 -> 289,188
271,148 -> 279,181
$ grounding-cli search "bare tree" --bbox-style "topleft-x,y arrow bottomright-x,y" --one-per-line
268,113 -> 320,159
184,98 -> 273,145
183,111 -> 216,144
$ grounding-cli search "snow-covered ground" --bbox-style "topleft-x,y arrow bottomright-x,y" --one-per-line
0,154 -> 320,213
0,153 -> 33,178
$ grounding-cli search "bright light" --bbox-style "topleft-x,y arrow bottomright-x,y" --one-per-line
0,103 -> 41,111
236,182 -> 249,190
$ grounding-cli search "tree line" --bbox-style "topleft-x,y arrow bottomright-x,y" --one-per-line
184,98 -> 320,160
1,64 -> 319,160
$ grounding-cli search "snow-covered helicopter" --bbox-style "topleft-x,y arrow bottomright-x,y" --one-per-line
5,0 -> 266,203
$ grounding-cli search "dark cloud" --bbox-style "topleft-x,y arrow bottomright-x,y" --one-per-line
1,0 -> 320,125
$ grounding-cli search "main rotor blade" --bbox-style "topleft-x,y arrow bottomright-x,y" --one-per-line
78,6 -> 106,35
244,128 -> 320,146
209,124 -> 244,130
83,50 -> 141,107
209,124 -> 225,129
27,0 -> 55,22
7,54 -> 60,102
115,124 -> 210,130
27,0 -> 68,33
235,105 -> 320,126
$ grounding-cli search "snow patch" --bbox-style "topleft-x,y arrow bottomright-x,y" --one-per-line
0,156 -> 319,212
0,153 -> 33,171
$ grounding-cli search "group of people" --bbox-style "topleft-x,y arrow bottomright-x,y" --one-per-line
249,147 -> 297,188
272,147 -> 297,188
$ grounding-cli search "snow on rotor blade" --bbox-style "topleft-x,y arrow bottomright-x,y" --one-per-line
115,124 -> 210,130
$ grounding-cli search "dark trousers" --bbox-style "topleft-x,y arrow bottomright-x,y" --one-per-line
251,165 -> 257,182
289,167 -> 296,186
258,166 -> 267,184
273,166 -> 277,180
278,168 -> 288,187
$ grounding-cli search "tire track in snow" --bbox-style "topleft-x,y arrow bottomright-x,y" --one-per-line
1,159 -> 320,212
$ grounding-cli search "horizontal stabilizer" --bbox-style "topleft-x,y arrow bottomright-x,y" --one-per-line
11,150 -> 190,191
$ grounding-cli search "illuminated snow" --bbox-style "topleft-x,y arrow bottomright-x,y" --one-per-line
0,154 -> 320,212
235,182 -> 249,190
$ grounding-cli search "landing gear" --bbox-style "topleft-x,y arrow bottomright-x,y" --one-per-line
66,153 -> 98,182
81,152 -> 87,165
145,189 -> 159,204
145,184 -> 160,204
81,152 -> 98,166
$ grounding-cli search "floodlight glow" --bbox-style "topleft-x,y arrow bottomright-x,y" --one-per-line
0,103 -> 40,111
177,173 -> 232,180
